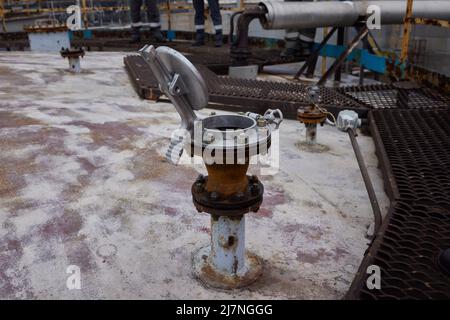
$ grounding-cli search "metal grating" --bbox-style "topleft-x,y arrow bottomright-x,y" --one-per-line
348,199 -> 450,300
338,84 -> 450,110
347,109 -> 450,300
370,109 -> 450,201
124,55 -> 368,119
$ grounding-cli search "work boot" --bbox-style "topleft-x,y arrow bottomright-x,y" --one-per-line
192,30 -> 205,47
214,30 -> 223,47
130,27 -> 141,43
151,27 -> 167,43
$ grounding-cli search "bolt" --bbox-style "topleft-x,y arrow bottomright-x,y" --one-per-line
251,183 -> 260,196
193,182 -> 204,193
233,192 -> 244,201
257,118 -> 266,127
210,111 -> 216,116
209,192 -> 219,200
203,132 -> 215,144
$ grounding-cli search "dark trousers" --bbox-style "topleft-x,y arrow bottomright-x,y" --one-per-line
285,0 -> 315,44
130,0 -> 160,27
193,0 -> 222,31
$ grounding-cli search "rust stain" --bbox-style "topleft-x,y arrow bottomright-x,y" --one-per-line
163,206 -> 178,217
68,121 -> 142,151
0,236 -> 35,298
39,210 -> 83,241
0,111 -> 45,128
296,247 -> 350,264
253,185 -> 286,219
130,144 -> 197,192
196,226 -> 210,234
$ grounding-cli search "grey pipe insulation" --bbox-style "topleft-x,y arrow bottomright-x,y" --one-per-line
258,0 -> 450,30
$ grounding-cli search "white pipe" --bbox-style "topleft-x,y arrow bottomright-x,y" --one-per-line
68,57 -> 81,73
209,215 -> 246,275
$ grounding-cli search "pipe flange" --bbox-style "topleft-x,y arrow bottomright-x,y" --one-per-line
187,114 -> 271,160
297,107 -> 327,125
192,175 -> 264,216
60,47 -> 85,59
192,245 -> 263,290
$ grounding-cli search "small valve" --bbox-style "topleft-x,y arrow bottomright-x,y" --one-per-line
245,109 -> 283,130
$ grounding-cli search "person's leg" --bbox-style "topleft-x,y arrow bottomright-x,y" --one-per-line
281,29 -> 300,57
130,0 -> 143,42
281,0 -> 316,58
145,0 -> 166,42
298,28 -> 316,56
193,0 -> 205,46
207,0 -> 223,47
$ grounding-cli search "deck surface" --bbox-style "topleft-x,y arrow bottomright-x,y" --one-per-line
0,52 -> 389,299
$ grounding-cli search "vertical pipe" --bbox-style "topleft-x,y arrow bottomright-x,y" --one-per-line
210,215 -> 246,274
305,123 -> 317,144
81,0 -> 88,28
334,27 -> 345,82
321,27 -> 329,76
68,57 -> 81,73
400,0 -> 414,63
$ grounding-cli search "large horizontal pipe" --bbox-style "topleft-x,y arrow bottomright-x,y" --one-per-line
259,0 -> 450,30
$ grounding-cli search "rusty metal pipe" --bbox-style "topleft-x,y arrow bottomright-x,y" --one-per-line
347,128 -> 382,237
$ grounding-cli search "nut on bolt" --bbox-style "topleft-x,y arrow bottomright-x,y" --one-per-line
194,182 -> 204,193
209,191 -> 220,200
251,183 -> 260,196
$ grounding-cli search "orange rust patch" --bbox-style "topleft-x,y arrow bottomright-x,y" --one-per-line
253,185 -> 286,219
296,247 -> 350,264
130,145 -> 198,191
67,121 -> 142,151
0,111 -> 45,128
0,125 -> 69,205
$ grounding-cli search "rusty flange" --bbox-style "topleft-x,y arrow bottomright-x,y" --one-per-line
60,47 -> 85,59
297,106 -> 327,125
192,174 -> 263,217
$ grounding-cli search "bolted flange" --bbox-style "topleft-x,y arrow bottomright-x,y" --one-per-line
60,47 -> 85,73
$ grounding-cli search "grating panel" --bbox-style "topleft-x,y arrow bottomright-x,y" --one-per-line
370,109 -> 450,201
124,55 -> 368,119
348,200 -> 450,300
338,84 -> 450,110
347,109 -> 450,300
